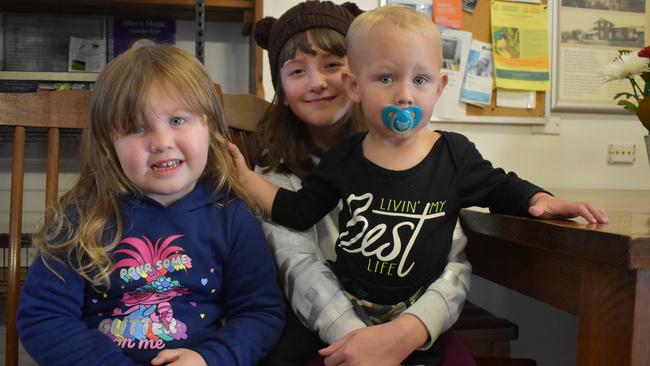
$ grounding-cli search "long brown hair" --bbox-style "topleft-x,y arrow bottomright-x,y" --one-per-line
35,45 -> 255,290
257,28 -> 366,178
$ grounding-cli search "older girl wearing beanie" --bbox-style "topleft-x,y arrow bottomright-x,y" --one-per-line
253,2 -> 474,365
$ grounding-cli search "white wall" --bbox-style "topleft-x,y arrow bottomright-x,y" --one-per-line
259,1 -> 650,366
175,20 -> 250,94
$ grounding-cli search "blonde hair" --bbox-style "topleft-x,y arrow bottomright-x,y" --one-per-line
346,5 -> 442,71
35,44 -> 255,290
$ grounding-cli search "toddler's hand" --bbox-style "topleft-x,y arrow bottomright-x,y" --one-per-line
528,192 -> 609,224
227,142 -> 278,215
319,315 -> 426,366
151,348 -> 207,366
228,142 -> 253,182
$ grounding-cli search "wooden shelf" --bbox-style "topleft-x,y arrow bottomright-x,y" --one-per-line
0,0 -> 255,23
0,71 -> 98,82
0,0 -> 265,95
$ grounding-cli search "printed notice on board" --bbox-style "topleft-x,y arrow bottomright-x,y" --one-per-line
433,0 -> 463,29
434,29 -> 472,119
490,1 -> 550,91
460,40 -> 494,107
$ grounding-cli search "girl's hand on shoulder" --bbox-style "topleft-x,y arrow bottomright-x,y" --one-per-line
528,192 -> 609,224
151,348 -> 207,366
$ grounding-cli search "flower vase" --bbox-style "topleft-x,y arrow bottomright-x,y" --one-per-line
637,98 -> 650,165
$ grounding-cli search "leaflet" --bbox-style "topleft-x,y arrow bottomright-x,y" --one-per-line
434,29 -> 472,119
459,40 -> 493,107
433,0 -> 463,29
490,1 -> 550,91
68,37 -> 106,72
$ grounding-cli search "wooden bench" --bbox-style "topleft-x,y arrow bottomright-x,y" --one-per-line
454,301 -> 518,357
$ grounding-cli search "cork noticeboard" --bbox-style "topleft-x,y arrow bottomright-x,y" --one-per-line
460,0 -> 548,122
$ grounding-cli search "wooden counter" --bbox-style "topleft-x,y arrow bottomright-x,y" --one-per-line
460,189 -> 650,365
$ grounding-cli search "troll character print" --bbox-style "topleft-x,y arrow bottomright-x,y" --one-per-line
98,235 -> 193,350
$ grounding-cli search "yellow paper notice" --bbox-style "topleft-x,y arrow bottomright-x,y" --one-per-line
490,1 -> 549,91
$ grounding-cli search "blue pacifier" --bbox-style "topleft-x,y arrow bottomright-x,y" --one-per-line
381,105 -> 423,133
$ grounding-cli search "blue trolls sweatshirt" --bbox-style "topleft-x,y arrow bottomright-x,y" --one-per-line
17,184 -> 285,366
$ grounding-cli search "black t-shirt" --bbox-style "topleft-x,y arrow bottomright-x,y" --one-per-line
273,131 -> 544,304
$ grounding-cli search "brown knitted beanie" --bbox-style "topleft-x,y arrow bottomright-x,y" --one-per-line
254,1 -> 362,89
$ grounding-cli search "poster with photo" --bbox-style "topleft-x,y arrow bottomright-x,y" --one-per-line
552,0 -> 649,111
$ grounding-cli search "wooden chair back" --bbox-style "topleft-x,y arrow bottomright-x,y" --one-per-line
0,90 -> 90,366
216,83 -> 268,168
0,84 -> 268,366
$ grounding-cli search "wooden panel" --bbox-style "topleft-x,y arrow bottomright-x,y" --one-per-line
7,127 -> 26,366
253,0 -> 264,96
46,129 -> 61,210
461,210 -> 632,268
0,0 -> 255,21
465,231 -> 581,315
453,302 -> 517,342
576,263 -> 637,365
632,270 -> 650,365
0,91 -> 91,129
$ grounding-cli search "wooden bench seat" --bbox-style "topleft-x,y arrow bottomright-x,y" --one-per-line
453,301 -> 518,357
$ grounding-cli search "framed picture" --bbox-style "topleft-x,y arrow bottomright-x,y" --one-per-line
551,0 -> 649,112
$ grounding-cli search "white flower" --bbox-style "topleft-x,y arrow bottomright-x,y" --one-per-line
601,51 -> 650,82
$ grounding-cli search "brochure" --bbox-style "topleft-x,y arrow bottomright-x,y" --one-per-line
68,37 -> 106,72
434,29 -> 472,119
490,1 -> 550,91
460,40 -> 494,107
433,0 -> 463,29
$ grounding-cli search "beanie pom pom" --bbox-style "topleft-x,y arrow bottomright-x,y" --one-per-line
254,17 -> 276,49
341,2 -> 363,17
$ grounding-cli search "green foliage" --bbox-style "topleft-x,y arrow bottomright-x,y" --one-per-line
616,99 -> 638,112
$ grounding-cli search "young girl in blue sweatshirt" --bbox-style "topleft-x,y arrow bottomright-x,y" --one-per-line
17,45 -> 285,366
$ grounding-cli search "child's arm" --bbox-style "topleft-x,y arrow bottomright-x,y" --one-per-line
17,257 -> 136,366
451,132 -> 608,223
230,142 -> 341,230
187,200 -> 285,365
528,192 -> 608,224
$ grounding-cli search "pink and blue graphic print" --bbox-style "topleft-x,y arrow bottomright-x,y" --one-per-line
98,235 -> 193,351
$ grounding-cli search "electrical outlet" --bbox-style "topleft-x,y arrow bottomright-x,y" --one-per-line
607,144 -> 636,164
530,116 -> 561,135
